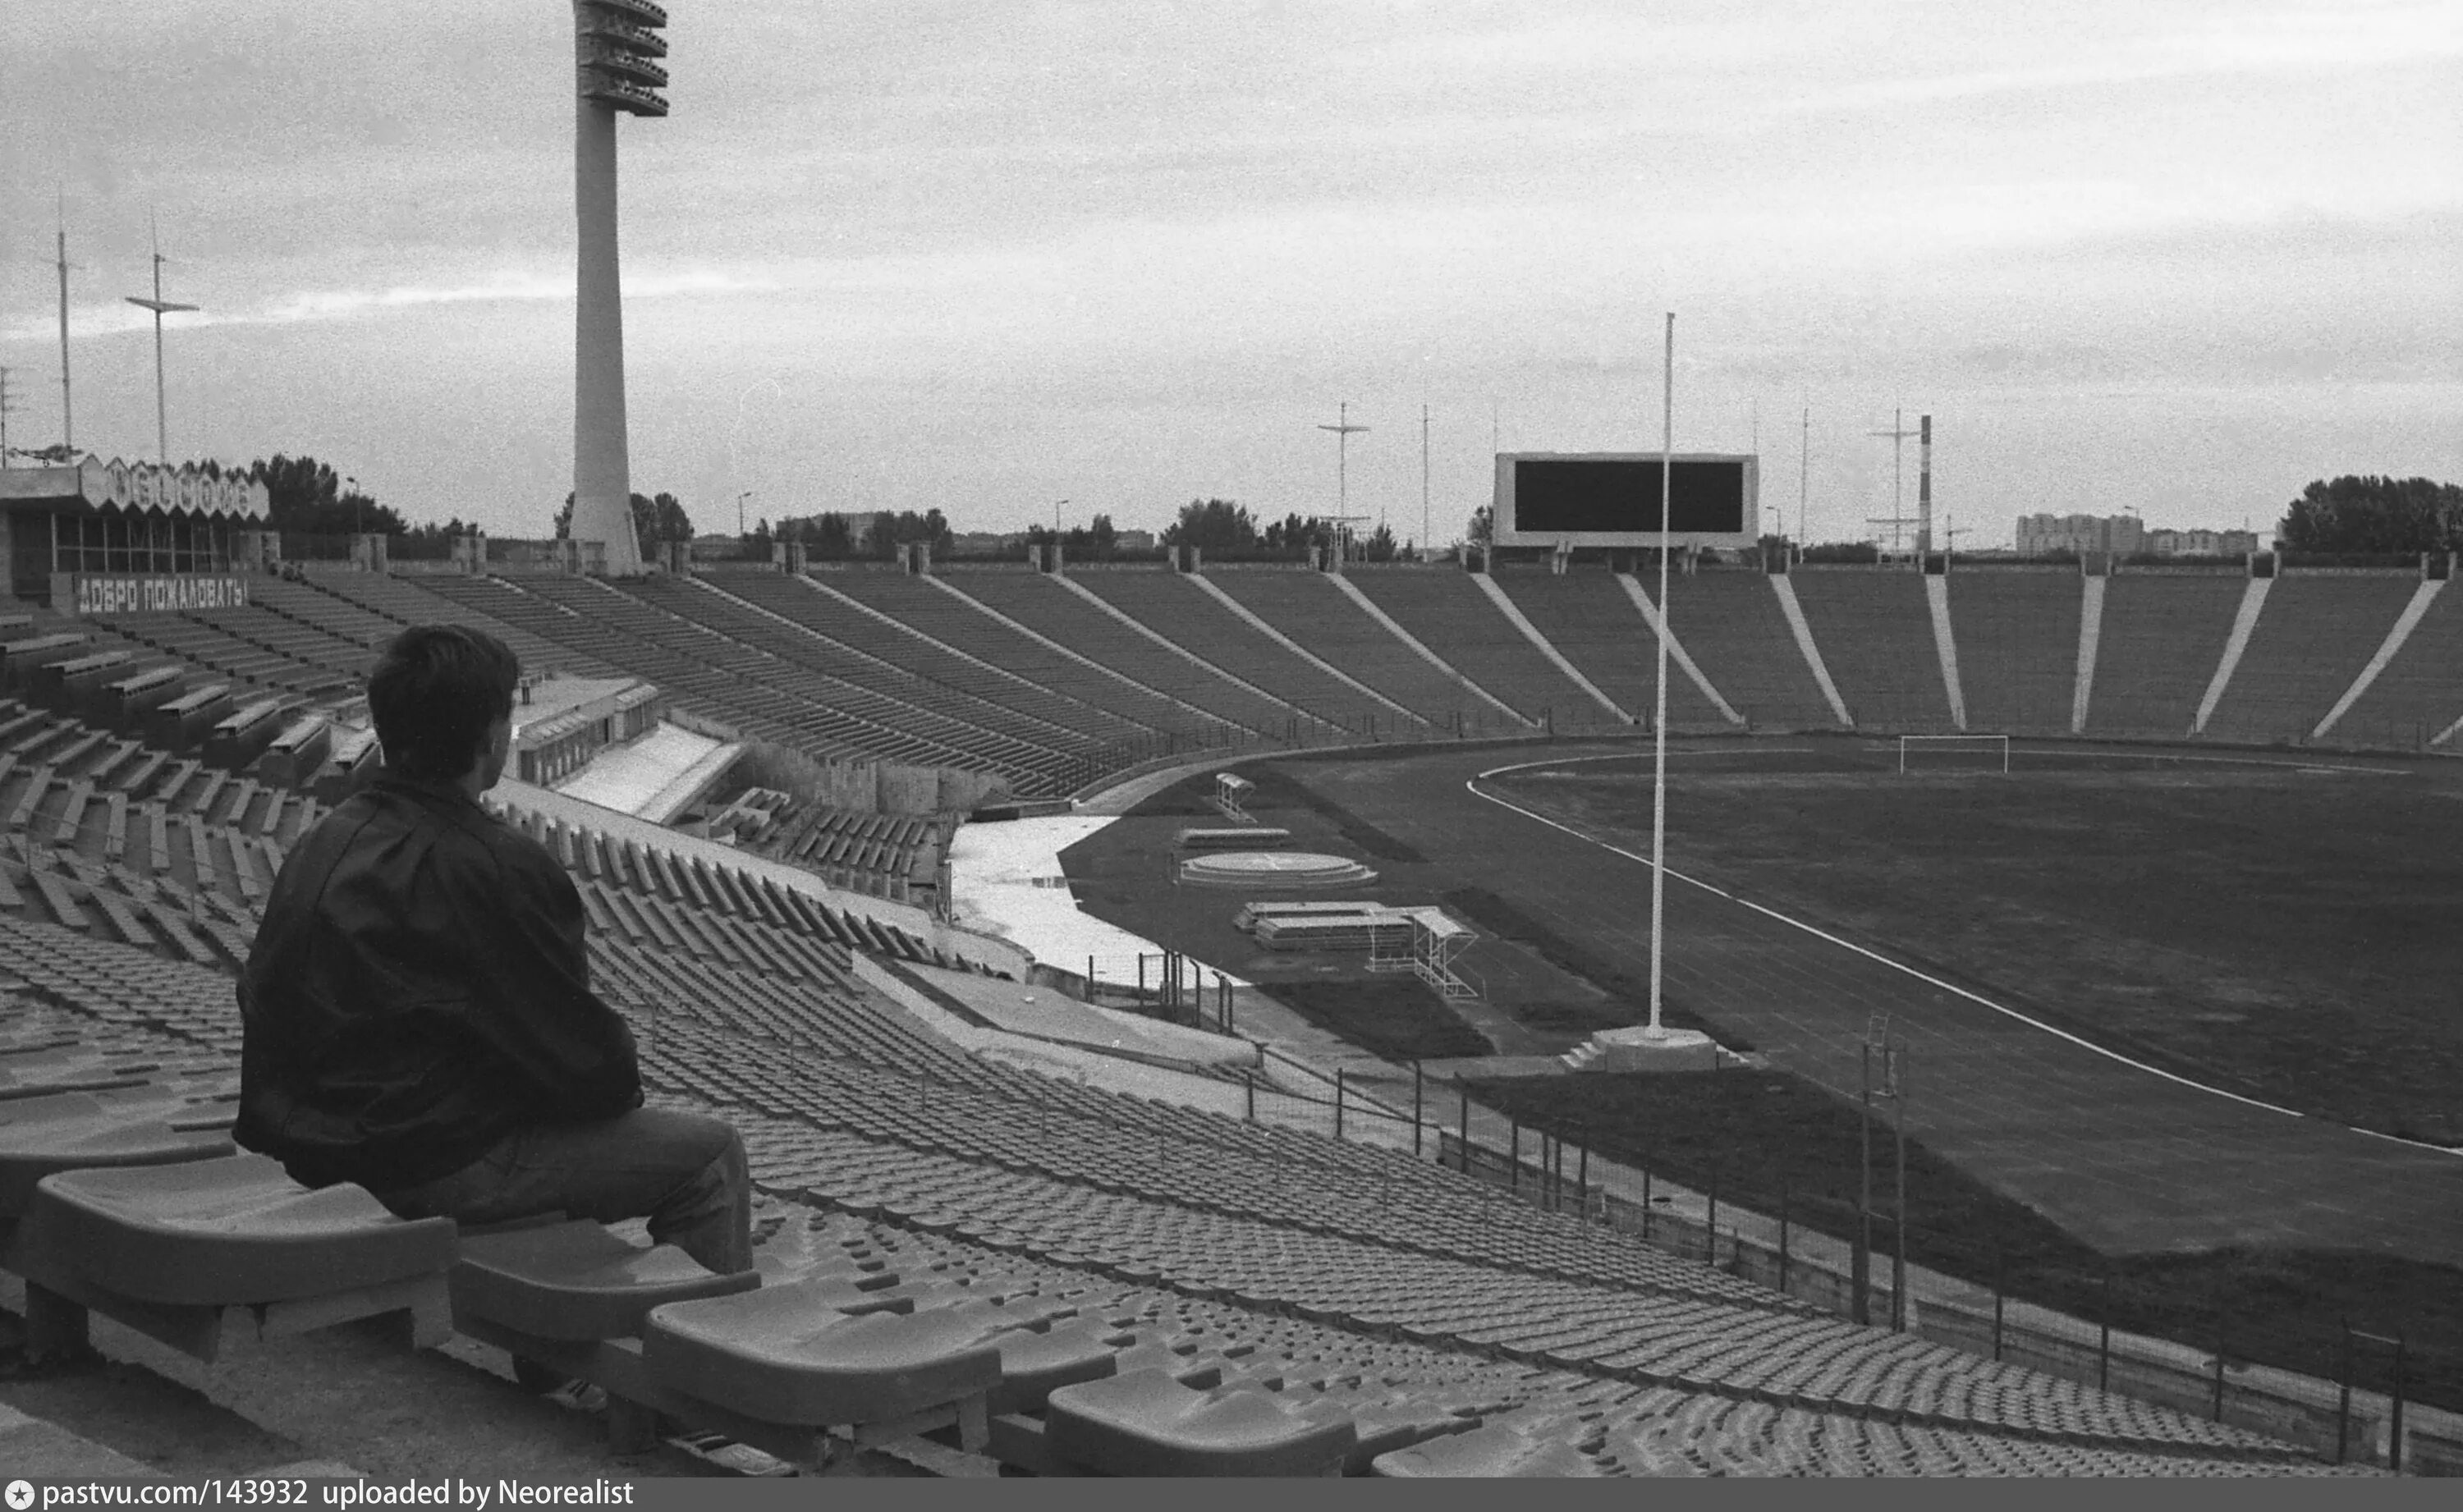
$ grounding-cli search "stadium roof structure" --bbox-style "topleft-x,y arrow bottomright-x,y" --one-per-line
0,456 -> 269,519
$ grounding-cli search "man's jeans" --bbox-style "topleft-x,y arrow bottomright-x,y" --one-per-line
378,1108 -> 752,1275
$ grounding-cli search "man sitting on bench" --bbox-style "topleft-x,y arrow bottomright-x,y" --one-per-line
234,624 -> 751,1276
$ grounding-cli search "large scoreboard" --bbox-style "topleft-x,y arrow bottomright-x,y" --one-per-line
1493,452 -> 1759,549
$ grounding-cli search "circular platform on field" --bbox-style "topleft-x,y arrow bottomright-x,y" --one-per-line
1178,851 -> 1379,889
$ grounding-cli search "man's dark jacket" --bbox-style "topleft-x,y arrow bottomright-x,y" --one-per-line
235,772 -> 642,1191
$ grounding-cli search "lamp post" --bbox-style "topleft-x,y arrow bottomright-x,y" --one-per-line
346,476 -> 361,536
1420,404 -> 1431,561
123,218 -> 199,465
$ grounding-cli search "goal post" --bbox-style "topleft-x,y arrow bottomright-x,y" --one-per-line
1899,733 -> 2010,774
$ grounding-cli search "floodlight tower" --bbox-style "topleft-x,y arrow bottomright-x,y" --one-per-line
571,0 -> 671,575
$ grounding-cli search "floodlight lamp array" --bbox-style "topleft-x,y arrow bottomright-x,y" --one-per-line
576,0 -> 670,116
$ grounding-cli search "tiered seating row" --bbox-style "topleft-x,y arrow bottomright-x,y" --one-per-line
429,574 -> 1054,785
1343,573 -> 1611,727
693,572 -> 1158,752
716,795 -> 951,901
1070,575 -> 1421,736
645,1047 -> 2305,1460
2201,577 -> 2419,746
2331,580 -> 2463,749
99,612 -> 351,700
1656,575 -> 1838,730
1207,571 -> 1494,726
2083,576 -> 2245,739
1492,570 -> 1730,730
494,804 -> 952,969
1942,573 -> 2081,736
243,575 -> 408,649
0,899 -> 2345,1475
649,1024 -> 1905,1316
820,571 -> 1203,737
612,575 -> 1106,787
941,573 -> 1307,739
293,573 -> 626,681
522,574 -> 1074,782
1786,571 -> 1954,732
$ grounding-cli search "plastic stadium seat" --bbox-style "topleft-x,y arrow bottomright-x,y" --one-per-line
0,1091 -> 232,1216
0,1047 -> 160,1100
16,1153 -> 453,1306
450,1217 -> 759,1341
1044,1368 -> 1357,1477
987,1316 -> 1129,1413
644,1278 -> 1005,1427
1372,1422 -> 1614,1478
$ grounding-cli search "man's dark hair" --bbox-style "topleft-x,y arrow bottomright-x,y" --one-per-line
369,625 -> 521,781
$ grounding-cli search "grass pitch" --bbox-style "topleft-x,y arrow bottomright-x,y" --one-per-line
1487,744 -> 2463,1143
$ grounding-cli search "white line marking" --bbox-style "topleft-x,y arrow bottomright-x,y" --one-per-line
1465,751 -> 2461,1155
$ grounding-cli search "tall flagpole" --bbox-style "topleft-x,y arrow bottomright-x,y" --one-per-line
1649,311 -> 1673,1034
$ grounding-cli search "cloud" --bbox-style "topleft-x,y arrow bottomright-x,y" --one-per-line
1,268 -> 777,344
1778,0 -> 2463,116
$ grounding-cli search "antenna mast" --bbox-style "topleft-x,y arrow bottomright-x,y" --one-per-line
1865,407 -> 1921,560
1797,401 -> 1809,546
125,213 -> 201,464
1316,401 -> 1369,521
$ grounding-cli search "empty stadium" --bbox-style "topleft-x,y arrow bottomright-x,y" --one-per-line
0,483 -> 2456,1478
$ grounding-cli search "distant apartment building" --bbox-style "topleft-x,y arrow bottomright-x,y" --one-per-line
2016,514 -> 2258,558
2145,528 -> 2260,557
2016,513 -> 2143,557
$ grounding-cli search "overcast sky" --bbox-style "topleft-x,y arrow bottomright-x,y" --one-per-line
3,1 -> 2456,548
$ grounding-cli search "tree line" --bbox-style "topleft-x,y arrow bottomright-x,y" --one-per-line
2276,476 -> 2463,554
1159,497 -> 1410,561
760,509 -> 954,561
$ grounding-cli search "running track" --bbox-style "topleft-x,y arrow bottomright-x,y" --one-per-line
1285,741 -> 2463,1264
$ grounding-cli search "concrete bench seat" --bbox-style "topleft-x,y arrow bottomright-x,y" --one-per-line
145,685 -> 235,755
1042,1368 -> 1356,1477
34,651 -> 138,715
449,1217 -> 758,1342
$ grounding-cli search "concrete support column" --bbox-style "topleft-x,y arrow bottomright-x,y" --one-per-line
573,99 -> 644,576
